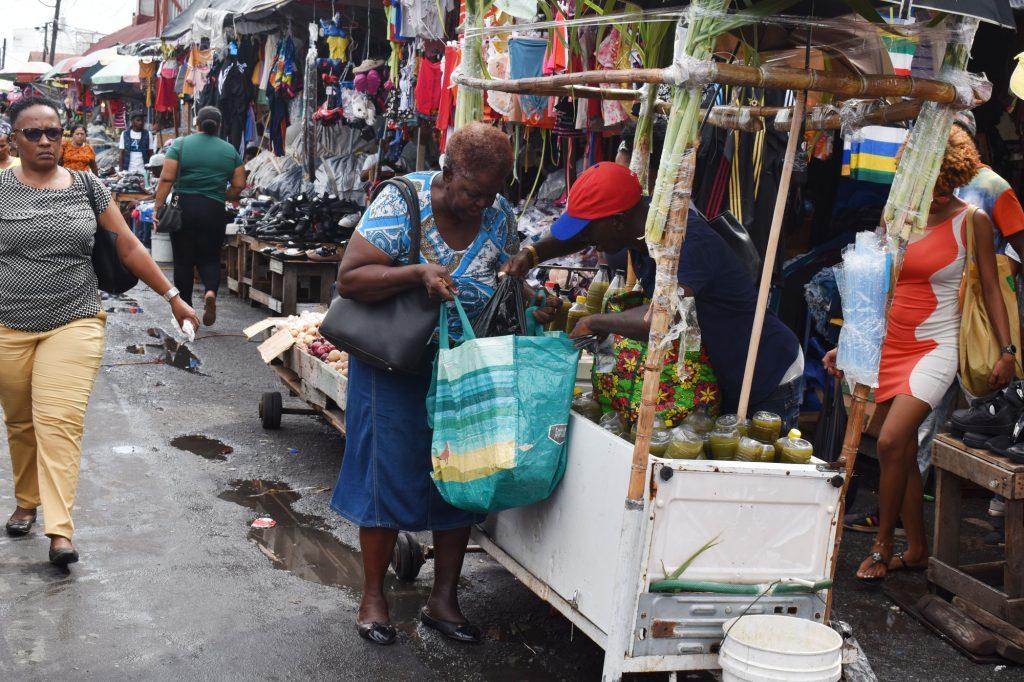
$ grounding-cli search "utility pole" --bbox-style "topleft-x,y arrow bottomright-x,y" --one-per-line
40,23 -> 50,62
1,39 -> 6,70
49,0 -> 62,65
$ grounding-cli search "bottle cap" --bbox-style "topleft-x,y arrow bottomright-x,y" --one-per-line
788,429 -> 802,439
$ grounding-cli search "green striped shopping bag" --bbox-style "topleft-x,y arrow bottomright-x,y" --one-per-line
427,298 -> 579,513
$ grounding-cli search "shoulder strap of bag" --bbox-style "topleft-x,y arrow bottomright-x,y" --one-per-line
964,205 -> 978,259
80,170 -> 100,220
371,175 -> 422,263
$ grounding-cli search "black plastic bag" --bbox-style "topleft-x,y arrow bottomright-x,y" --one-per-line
473,276 -> 528,338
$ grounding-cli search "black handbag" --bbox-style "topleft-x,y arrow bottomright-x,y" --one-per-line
702,209 -> 763,286
156,137 -> 185,233
319,176 -> 439,374
82,171 -> 139,295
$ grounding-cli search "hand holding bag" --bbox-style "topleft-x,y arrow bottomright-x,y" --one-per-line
156,137 -> 185,233
82,171 -> 139,295
319,176 -> 439,374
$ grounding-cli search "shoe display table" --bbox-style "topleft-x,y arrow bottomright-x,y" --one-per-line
930,434 -> 1024,625
232,235 -> 337,315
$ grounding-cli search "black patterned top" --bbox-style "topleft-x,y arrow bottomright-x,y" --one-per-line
0,168 -> 112,331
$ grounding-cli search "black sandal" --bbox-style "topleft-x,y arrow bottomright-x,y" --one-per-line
889,551 -> 928,573
356,622 -> 397,646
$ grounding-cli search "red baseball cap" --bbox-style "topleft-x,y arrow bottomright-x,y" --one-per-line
551,162 -> 643,240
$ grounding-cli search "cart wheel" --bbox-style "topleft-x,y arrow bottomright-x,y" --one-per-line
391,531 -> 425,582
260,391 -> 283,429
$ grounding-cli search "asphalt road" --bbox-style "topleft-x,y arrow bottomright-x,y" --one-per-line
0,283 -> 1017,680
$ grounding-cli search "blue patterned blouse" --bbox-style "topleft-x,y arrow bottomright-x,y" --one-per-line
357,171 -> 520,338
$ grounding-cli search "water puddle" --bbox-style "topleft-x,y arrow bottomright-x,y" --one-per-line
171,435 -> 233,460
219,479 -> 430,623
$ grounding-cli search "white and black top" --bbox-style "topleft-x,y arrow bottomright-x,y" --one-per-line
0,168 -> 112,332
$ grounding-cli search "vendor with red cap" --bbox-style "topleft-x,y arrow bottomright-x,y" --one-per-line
505,162 -> 804,425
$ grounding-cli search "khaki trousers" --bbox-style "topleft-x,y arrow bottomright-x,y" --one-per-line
0,315 -> 105,539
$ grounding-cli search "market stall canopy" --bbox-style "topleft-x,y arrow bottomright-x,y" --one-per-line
0,61 -> 52,83
879,0 -> 1015,28
89,56 -> 144,85
161,0 -> 375,42
71,47 -> 123,83
40,55 -> 83,81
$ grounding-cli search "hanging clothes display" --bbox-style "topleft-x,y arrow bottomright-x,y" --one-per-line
436,44 -> 460,150
509,38 -> 550,126
155,58 -> 180,113
841,125 -> 909,184
184,46 -> 213,98
414,55 -> 443,117
267,36 -> 301,155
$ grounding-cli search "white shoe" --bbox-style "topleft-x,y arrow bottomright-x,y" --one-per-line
339,213 -> 361,229
989,497 -> 1006,517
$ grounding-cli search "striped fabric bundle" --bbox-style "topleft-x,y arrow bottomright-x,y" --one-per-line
841,125 -> 909,185
880,16 -> 919,77
428,299 -> 578,513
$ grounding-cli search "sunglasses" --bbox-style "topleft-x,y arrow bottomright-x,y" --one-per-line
15,127 -> 64,143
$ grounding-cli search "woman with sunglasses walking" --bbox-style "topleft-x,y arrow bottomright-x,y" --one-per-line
0,96 -> 200,566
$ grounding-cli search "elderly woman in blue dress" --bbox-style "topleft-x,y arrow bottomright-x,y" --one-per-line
332,122 -> 558,645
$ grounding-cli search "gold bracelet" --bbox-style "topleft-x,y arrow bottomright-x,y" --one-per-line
524,244 -> 539,267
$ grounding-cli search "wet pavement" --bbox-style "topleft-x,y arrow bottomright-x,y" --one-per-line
0,283 -> 1017,680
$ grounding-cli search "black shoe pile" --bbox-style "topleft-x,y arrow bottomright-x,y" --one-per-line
105,172 -> 148,193
241,192 -> 362,244
950,379 -> 1024,462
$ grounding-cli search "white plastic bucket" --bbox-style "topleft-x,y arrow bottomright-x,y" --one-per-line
719,615 -> 842,682
151,232 -> 173,264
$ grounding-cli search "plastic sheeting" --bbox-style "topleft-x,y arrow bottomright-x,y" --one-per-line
834,231 -> 891,388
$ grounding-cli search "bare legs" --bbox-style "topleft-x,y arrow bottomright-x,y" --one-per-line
856,394 -> 933,579
357,526 -> 471,625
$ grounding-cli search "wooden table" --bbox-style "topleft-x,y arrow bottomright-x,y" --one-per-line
236,234 -> 337,315
930,434 -> 1024,626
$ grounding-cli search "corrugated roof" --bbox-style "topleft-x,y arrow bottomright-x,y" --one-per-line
86,19 -> 159,54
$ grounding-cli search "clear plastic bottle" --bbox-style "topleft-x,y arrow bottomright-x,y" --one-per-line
602,271 -> 627,312
648,418 -> 672,457
708,427 -> 739,460
776,429 -> 814,464
572,390 -> 603,422
666,427 -> 705,459
599,411 -> 625,437
681,409 -> 715,436
585,269 -> 609,315
565,295 -> 589,335
749,411 -> 783,444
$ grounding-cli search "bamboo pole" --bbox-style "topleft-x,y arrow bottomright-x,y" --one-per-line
822,15 -> 980,624
453,61 -> 974,105
772,98 -> 924,132
735,91 -> 806,422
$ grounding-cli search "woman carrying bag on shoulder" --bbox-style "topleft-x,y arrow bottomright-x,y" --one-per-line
329,123 -> 559,646
153,106 -> 246,327
0,96 -> 199,566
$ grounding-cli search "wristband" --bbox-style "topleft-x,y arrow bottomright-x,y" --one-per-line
524,244 -> 539,267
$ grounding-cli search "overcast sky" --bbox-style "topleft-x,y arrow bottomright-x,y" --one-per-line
1,0 -> 138,64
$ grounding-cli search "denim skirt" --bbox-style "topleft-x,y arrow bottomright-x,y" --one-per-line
331,355 -> 486,531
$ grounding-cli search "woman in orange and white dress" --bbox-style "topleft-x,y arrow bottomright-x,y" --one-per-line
826,126 -> 1016,581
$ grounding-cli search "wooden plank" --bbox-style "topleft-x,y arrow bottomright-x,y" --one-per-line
934,467 -> 962,567
917,594 -> 998,656
961,561 -> 1005,584
933,440 -> 1016,498
248,288 -> 283,313
930,558 -> 1024,626
258,328 -> 296,363
270,259 -> 284,274
281,268 -> 298,316
954,596 -> 1024,649
936,435 -> 1024,491
1006,499 -> 1024,598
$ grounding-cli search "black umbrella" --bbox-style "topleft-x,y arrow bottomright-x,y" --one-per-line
879,0 -> 1015,28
